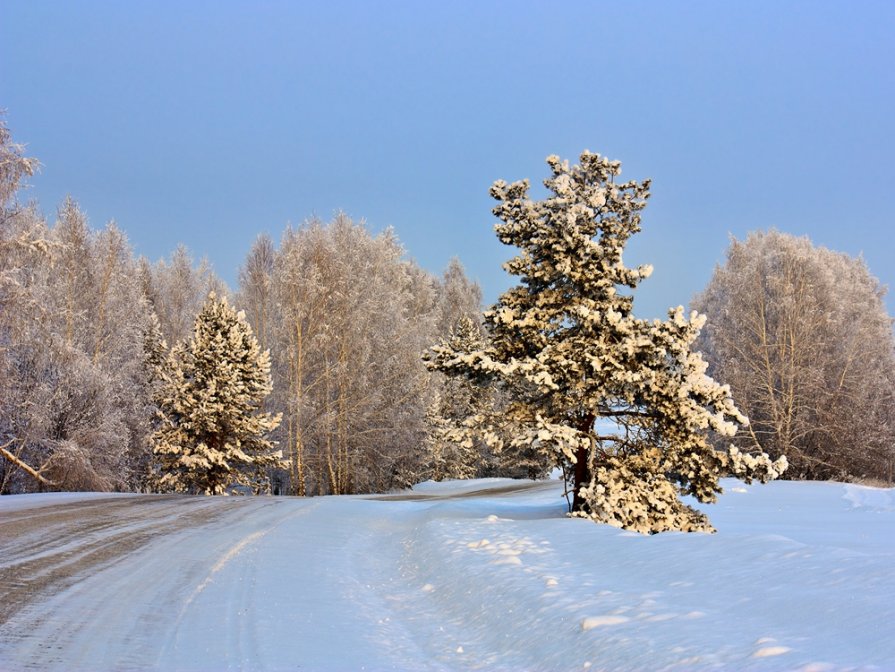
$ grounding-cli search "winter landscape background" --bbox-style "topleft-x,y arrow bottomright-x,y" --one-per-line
2,2 -> 895,670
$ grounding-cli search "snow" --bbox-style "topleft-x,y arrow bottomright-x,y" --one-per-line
1,478 -> 893,671
0,491 -> 136,513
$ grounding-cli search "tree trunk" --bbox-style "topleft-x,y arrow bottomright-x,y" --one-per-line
290,321 -> 307,496
571,413 -> 596,512
571,444 -> 589,512
288,417 -> 306,497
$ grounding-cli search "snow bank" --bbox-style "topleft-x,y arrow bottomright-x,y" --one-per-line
843,483 -> 894,511
1,478 -> 892,671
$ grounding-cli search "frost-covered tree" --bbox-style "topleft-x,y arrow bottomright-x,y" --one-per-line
131,311 -> 169,489
142,311 -> 169,384
0,115 -> 38,208
139,245 -> 224,347
433,257 -> 483,338
429,151 -> 786,533
153,293 -> 283,494
425,262 -> 497,482
237,233 -> 275,353
425,315 -> 548,481
268,215 -> 438,495
424,316 -> 488,481
0,117 -> 46,490
693,231 -> 895,482
51,208 -> 154,489
2,192 -> 154,493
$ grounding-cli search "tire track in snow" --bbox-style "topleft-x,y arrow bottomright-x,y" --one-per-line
367,479 -> 558,502
0,496 -> 310,671
0,496 -> 223,627
163,499 -> 322,670
181,529 -> 268,609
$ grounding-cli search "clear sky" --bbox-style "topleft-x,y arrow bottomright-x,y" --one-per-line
2,0 -> 893,318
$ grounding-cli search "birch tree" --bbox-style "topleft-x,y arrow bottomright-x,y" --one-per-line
237,233 -> 275,353
693,231 -> 895,482
0,118 -> 46,490
434,257 -> 483,337
267,215 -> 438,495
2,192 -> 153,492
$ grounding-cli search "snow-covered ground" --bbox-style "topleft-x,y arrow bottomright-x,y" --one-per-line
1,478 -> 892,671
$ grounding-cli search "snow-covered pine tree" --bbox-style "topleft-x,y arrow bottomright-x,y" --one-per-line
129,311 -> 169,490
153,292 -> 283,494
429,151 -> 786,533
424,316 -> 487,481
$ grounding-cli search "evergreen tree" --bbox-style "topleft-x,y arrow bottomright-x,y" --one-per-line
424,317 -> 488,481
153,293 -> 283,494
425,316 -> 551,481
429,151 -> 786,533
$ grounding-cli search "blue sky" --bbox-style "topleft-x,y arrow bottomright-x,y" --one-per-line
2,1 -> 893,318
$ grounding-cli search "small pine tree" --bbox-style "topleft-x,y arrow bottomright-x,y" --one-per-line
425,319 -> 554,483
429,151 -> 786,533
128,311 -> 169,490
423,393 -> 477,481
153,293 -> 283,494
424,317 -> 488,481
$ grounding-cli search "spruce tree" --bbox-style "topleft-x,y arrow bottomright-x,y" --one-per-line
153,293 -> 283,494
429,151 -> 786,533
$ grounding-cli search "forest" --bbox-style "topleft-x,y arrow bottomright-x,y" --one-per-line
0,117 -> 524,497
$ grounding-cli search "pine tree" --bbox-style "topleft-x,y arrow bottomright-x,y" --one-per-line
429,151 -> 786,533
424,316 -> 488,481
425,316 -> 551,481
153,293 -> 283,494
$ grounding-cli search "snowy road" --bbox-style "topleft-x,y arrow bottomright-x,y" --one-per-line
1,479 -> 893,671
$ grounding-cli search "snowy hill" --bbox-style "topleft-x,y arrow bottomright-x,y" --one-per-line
1,478 -> 893,671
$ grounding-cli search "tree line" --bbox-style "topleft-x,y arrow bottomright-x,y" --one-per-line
694,230 -> 895,483
3,119 -> 893,529
0,120 -> 485,495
